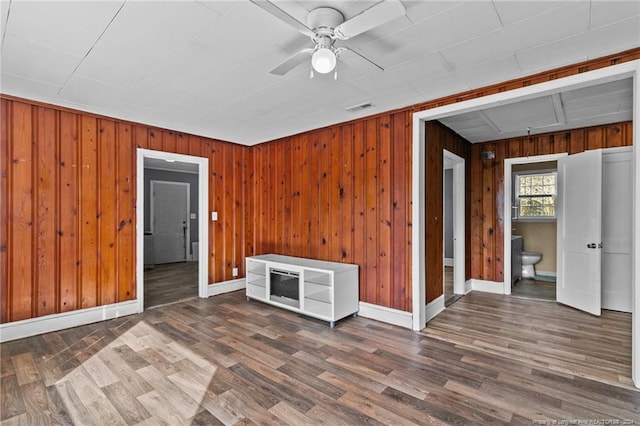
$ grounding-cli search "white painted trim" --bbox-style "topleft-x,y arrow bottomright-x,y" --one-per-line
464,280 -> 473,294
207,278 -> 246,297
470,279 -> 505,295
0,301 -> 138,343
411,118 -> 426,331
358,302 -> 413,329
536,270 -> 557,278
504,153 -> 566,296
443,258 -> 454,267
137,149 -> 209,314
425,295 -> 445,322
145,165 -> 198,175
632,60 -> 640,388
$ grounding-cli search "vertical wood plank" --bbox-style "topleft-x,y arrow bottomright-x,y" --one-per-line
116,123 -> 135,302
469,144 -> 484,281
352,122 -> 366,301
58,111 -> 79,312
133,125 -> 149,149
233,145 -> 243,273
377,116 -> 392,308
283,139 -> 292,256
148,129 -> 162,152
586,127 -> 604,150
328,128 -> 342,262
10,102 -> 34,321
299,134 -> 310,259
424,123 -> 443,303
481,143 -> 496,280
493,141 -> 506,284
364,118 -> 378,304
340,125 -> 354,264
98,120 -> 117,306
0,100 -> 10,322
308,133 -> 321,259
34,107 -> 58,316
79,116 -> 98,308
318,130 -> 331,261
163,131 -> 177,153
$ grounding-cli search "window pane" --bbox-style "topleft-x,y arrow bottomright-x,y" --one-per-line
516,172 -> 556,218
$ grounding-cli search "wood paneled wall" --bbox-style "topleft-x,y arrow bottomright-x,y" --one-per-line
2,48 -> 639,323
0,98 -> 251,323
251,113 -> 413,311
469,121 -> 633,284
424,122 -> 471,303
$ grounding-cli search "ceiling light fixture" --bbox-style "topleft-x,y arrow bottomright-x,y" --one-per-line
311,47 -> 336,74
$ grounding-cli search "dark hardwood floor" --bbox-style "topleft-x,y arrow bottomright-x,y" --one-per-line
144,261 -> 198,309
1,291 -> 638,424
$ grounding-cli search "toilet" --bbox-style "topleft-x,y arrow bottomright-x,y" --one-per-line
521,251 -> 542,279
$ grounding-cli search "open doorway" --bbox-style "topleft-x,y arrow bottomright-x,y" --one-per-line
136,149 -> 209,313
443,150 -> 465,307
144,171 -> 197,308
509,159 -> 559,302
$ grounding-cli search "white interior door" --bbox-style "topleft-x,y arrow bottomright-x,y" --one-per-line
601,149 -> 633,312
556,149 -> 602,316
152,181 -> 189,264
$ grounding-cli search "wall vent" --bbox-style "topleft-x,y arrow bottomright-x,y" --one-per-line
346,102 -> 373,112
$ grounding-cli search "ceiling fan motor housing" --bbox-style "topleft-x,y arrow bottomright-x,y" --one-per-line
307,7 -> 344,38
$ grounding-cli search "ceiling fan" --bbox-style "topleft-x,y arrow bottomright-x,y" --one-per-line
249,0 -> 407,79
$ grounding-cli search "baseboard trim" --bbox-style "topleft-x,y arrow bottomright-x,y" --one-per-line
425,295 -> 445,322
358,302 -> 412,329
465,280 -> 473,294
207,278 -> 246,297
536,270 -> 557,278
470,279 -> 505,294
0,300 -> 139,343
443,258 -> 454,267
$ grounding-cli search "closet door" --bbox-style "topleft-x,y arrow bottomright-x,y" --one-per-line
556,149 -> 602,316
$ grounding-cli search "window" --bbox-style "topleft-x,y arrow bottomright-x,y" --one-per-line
515,171 -> 557,219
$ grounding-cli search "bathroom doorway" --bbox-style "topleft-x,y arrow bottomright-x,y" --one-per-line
510,160 -> 558,302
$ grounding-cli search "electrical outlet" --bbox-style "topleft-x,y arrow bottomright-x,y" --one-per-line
232,267 -> 238,277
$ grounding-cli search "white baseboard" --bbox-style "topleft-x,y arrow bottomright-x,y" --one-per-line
358,302 -> 412,329
464,280 -> 473,294
470,279 -> 505,294
0,300 -> 139,343
207,278 -> 246,297
444,258 -> 454,267
425,295 -> 445,322
536,270 -> 557,278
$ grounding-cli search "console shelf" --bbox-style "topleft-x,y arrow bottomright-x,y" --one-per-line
245,254 -> 359,327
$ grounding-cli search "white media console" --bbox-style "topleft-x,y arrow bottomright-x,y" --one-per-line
245,254 -> 359,327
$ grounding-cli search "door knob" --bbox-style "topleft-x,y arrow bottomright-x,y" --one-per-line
587,243 -> 597,249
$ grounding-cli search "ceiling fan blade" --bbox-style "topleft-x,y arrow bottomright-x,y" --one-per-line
336,47 -> 384,72
334,0 -> 406,40
249,0 -> 315,38
270,48 -> 314,75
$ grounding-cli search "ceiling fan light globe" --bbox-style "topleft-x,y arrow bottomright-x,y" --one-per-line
311,48 -> 336,74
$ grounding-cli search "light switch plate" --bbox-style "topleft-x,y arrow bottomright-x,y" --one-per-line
211,212 -> 218,221
190,213 -> 196,219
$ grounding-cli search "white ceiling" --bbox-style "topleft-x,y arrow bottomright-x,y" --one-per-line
1,1 -> 639,145
440,78 -> 634,142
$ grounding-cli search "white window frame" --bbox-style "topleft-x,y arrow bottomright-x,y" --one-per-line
514,169 -> 557,221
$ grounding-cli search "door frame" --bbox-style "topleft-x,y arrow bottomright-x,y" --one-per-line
411,60 -> 639,386
443,150 -> 465,297
136,149 -> 209,313
503,153 -> 566,295
150,180 -> 191,263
